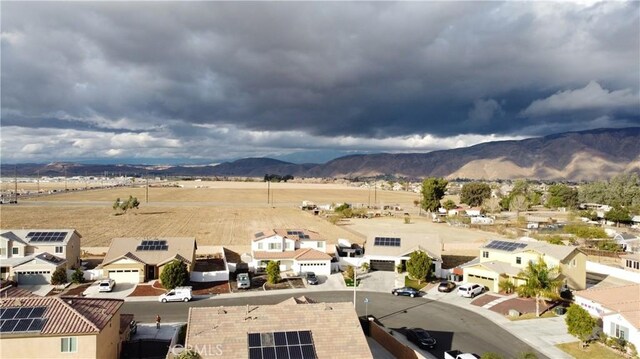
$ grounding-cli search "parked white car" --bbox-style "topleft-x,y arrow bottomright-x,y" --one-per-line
159,286 -> 192,303
98,279 -> 116,292
457,283 -> 484,298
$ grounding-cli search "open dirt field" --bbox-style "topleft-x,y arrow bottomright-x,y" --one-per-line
1,181 -> 485,253
0,205 -> 365,247
21,180 -> 421,208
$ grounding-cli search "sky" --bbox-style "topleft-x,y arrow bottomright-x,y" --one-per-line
1,1 -> 639,164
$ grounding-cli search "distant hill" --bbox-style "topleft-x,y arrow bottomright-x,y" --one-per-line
3,127 -> 639,181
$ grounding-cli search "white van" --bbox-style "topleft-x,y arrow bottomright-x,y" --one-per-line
457,283 -> 484,298
158,286 -> 192,303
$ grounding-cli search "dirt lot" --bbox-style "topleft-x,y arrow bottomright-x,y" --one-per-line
1,182 -> 497,255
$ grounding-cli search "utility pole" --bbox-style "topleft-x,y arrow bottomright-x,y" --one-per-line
63,165 -> 67,191
368,183 -> 371,208
146,170 -> 149,203
374,183 -> 377,205
267,180 -> 270,205
37,170 -> 40,194
14,165 -> 18,197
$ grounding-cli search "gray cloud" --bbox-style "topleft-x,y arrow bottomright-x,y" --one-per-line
1,1 -> 638,163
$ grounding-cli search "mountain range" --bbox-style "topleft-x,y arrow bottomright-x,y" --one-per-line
3,127 -> 639,181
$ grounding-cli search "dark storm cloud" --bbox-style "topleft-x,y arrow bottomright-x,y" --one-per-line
1,1 -> 639,162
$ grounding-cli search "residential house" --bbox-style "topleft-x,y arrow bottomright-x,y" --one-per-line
0,296 -> 124,359
575,284 -> 640,351
251,229 -> 332,276
0,230 -> 82,285
462,239 -> 586,293
622,253 -> 640,273
184,296 -> 372,359
361,234 -> 442,277
613,233 -> 639,253
100,237 -> 197,283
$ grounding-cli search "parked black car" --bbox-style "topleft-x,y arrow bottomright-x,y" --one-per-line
405,328 -> 437,349
437,281 -> 456,293
391,286 -> 420,297
305,272 -> 319,285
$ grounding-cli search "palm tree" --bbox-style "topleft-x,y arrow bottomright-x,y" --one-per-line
516,256 -> 562,317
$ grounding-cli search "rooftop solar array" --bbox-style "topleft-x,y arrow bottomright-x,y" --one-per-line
484,240 -> 528,252
286,230 -> 310,240
0,306 -> 47,333
26,232 -> 66,242
136,239 -> 168,251
248,330 -> 316,359
254,232 -> 265,238
373,237 -> 401,247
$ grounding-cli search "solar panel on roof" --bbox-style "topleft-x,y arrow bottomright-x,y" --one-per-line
1,308 -> 19,320
485,240 -> 527,252
248,331 -> 317,359
27,231 -> 66,242
1,319 -> 18,333
373,237 -> 401,247
28,318 -> 45,331
15,307 -> 33,319
28,307 -> 45,318
254,232 -> 264,238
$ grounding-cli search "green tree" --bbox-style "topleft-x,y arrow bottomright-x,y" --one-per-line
406,250 -> 432,284
71,268 -> 84,284
516,352 -> 538,359
160,260 -> 189,290
461,182 -> 492,207
51,267 -> 68,285
509,194 -> 529,215
604,205 -> 632,227
565,304 -> 598,347
113,195 -> 140,214
546,184 -> 579,209
516,256 -> 562,317
498,279 -> 516,294
266,261 -> 281,284
421,178 -> 448,212
176,350 -> 201,359
578,180 -> 607,204
344,265 -> 355,279
442,199 -> 457,211
482,197 -> 502,214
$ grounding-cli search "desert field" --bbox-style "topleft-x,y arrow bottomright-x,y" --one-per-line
1,181 -> 414,247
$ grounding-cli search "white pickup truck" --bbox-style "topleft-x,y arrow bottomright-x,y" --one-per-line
444,350 -> 478,359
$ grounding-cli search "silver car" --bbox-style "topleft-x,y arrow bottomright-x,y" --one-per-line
237,273 -> 251,289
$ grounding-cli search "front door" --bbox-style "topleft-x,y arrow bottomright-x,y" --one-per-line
147,265 -> 156,281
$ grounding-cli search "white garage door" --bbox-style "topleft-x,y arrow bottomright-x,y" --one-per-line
108,269 -> 140,284
16,271 -> 51,285
298,262 -> 331,276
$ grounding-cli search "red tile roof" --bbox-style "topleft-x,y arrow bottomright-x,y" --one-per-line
0,286 -> 39,298
252,248 -> 331,261
0,296 -> 123,335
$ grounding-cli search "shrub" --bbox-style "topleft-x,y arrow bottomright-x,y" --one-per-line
498,279 -> 515,294
71,268 -> 84,284
160,260 -> 189,290
266,261 -> 281,284
404,216 -> 411,224
596,240 -> 623,252
360,262 -> 369,272
563,224 -> 607,239
51,267 -> 68,285
344,266 -> 354,280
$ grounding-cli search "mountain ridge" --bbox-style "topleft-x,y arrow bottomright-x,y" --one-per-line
2,127 -> 639,181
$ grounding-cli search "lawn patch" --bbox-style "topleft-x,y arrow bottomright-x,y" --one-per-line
556,342 -> 626,359
404,277 -> 427,290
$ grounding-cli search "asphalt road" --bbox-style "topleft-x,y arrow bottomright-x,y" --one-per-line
123,290 -> 547,359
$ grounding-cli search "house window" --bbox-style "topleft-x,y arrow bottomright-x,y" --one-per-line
268,243 -> 281,250
516,257 -> 521,265
572,259 -> 577,267
482,251 -> 489,258
0,248 -> 5,256
55,246 -> 64,254
12,247 -> 19,255
61,337 -> 77,353
257,243 -> 263,250
317,242 -> 323,248
612,323 -> 629,340
285,242 -> 291,250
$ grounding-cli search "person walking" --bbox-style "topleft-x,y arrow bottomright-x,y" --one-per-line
156,314 -> 161,329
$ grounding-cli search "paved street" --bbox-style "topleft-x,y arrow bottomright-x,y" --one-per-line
122,290 -> 547,359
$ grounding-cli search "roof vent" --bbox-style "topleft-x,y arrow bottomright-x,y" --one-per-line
218,308 -> 226,315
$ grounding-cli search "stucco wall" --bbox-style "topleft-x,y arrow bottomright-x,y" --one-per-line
0,334 -> 98,359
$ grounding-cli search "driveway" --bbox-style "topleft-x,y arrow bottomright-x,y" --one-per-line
304,273 -> 345,290
19,284 -> 55,296
83,282 -> 136,299
358,271 -> 401,292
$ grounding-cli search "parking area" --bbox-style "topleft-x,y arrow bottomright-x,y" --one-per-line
359,271 -> 402,292
82,281 -> 136,299
303,272 -> 345,290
